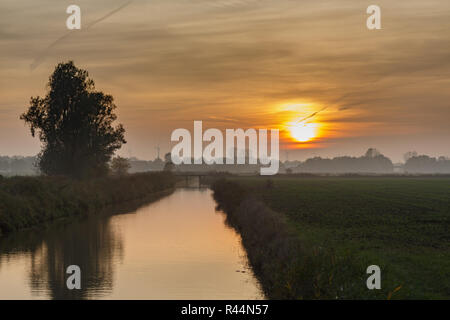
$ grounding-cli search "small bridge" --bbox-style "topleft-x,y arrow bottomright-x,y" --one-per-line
174,172 -> 211,188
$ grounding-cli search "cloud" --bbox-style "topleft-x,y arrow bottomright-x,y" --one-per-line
31,0 -> 134,70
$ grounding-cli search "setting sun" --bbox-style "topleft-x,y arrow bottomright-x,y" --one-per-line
288,122 -> 319,142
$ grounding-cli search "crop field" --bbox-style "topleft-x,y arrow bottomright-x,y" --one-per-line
226,176 -> 450,299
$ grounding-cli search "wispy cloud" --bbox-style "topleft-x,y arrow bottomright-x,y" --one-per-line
31,0 -> 134,70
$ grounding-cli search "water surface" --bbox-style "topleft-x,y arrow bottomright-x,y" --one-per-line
0,188 -> 264,299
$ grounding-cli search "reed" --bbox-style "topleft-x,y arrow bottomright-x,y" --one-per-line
0,172 -> 176,236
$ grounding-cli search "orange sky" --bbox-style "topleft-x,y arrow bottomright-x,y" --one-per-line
1,0 -> 449,161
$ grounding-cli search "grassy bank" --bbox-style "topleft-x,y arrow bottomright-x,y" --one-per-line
211,176 -> 450,299
0,172 -> 176,236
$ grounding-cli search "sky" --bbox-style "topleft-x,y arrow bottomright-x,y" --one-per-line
0,0 -> 449,162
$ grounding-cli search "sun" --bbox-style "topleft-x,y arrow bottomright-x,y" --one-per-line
288,122 -> 319,142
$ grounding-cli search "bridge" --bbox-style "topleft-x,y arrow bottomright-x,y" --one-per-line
174,172 -> 212,188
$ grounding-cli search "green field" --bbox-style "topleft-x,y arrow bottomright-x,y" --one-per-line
218,176 -> 450,299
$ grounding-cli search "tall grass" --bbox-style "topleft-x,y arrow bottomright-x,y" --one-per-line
0,172 -> 176,236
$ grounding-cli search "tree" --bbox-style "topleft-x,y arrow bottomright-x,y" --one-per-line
365,148 -> 381,158
20,61 -> 126,178
110,156 -> 130,176
403,151 -> 418,162
163,152 -> 174,172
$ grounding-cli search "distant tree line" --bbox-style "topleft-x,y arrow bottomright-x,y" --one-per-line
404,155 -> 450,174
128,157 -> 165,173
285,149 -> 450,174
290,148 -> 394,174
3,149 -> 450,176
0,156 -> 38,176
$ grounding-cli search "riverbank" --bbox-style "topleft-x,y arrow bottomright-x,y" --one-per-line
211,177 -> 450,299
0,172 -> 176,236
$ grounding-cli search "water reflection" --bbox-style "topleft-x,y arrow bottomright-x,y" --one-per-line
0,188 -> 263,300
0,215 -> 123,299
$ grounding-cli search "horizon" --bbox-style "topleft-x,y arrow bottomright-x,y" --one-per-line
1,147 -> 448,165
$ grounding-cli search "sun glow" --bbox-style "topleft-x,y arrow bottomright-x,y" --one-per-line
276,101 -> 324,143
288,122 -> 319,142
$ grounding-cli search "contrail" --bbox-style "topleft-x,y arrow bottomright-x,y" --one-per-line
291,76 -> 394,123
291,106 -> 328,125
31,0 -> 134,70
31,0 -> 263,69
205,0 -> 266,9
86,0 -> 133,28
